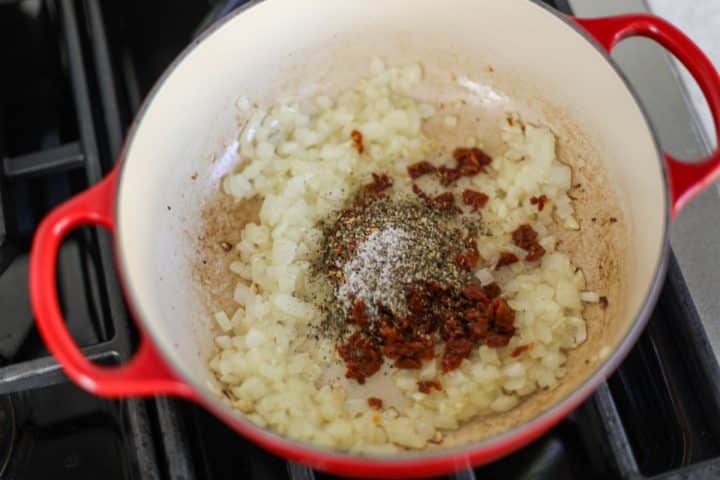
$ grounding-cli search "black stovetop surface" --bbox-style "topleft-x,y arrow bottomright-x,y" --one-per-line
2,1 -> 720,479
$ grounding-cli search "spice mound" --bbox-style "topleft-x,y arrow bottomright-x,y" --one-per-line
312,183 -> 517,384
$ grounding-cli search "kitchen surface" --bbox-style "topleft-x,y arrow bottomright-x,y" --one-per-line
1,0 -> 720,479
647,0 -> 720,141
570,0 -> 720,386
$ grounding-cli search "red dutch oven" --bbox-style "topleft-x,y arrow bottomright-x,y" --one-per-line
28,0 -> 720,477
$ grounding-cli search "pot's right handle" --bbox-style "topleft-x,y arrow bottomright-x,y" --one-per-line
573,14 -> 720,218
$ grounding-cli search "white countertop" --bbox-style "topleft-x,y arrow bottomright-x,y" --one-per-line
647,0 -> 720,144
569,0 -> 720,363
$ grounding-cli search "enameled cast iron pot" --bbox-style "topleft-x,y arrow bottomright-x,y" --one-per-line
28,1 -> 720,477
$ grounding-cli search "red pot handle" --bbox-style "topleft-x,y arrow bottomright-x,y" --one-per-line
29,166 -> 194,399
573,14 -> 720,218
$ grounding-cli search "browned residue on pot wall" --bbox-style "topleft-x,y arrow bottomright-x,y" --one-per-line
192,192 -> 261,318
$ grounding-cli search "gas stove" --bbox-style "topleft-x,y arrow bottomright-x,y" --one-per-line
1,1 -> 720,479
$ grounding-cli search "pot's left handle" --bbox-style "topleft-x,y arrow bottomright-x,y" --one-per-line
29,167 -> 195,399
573,14 -> 720,218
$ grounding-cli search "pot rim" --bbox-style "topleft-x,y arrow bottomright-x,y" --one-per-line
113,0 -> 670,470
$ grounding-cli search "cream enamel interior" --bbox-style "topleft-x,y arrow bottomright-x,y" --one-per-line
116,0 -> 667,454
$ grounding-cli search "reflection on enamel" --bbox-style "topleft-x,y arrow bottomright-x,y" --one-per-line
458,76 -> 508,107
211,139 -> 239,182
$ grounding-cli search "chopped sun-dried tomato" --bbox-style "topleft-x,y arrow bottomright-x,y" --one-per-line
495,252 -> 519,270
465,296 -> 517,348
396,357 -> 423,369
512,224 -> 538,250
364,173 -> 392,194
405,288 -> 436,334
412,183 -> 430,201
463,189 -> 489,210
458,298 -> 515,348
454,147 -> 491,175
483,283 -> 502,299
407,161 -> 437,179
466,309 -> 489,338
367,397 -> 383,409
530,195 -> 548,211
442,337 -> 476,372
351,299 -> 368,328
351,130 -> 364,154
409,144 -> 493,188
463,283 -> 489,302
439,314 -> 465,341
337,332 -> 383,384
512,224 -> 545,262
485,332 -> 512,348
488,297 -> 515,335
511,343 -> 533,357
438,166 -> 462,186
525,242 -> 546,262
454,247 -> 480,271
380,321 -> 435,370
433,192 -> 456,210
406,285 -> 429,316
425,280 -> 450,296
417,380 -> 442,394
